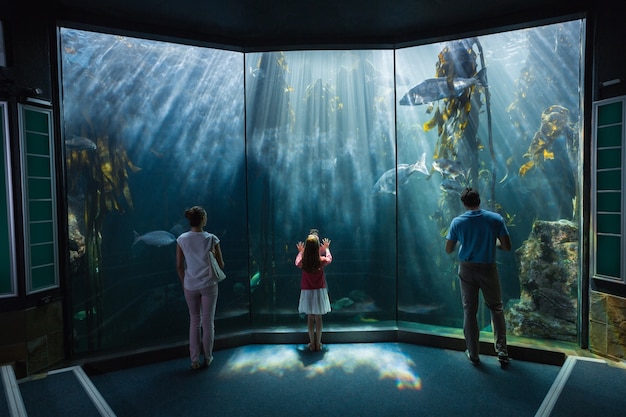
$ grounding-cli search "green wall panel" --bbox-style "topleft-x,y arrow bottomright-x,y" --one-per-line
596,235 -> 621,278
30,222 -> 54,244
26,132 -> 50,155
597,148 -> 621,169
31,265 -> 56,290
20,104 -> 58,293
596,214 -> 621,234
596,170 -> 622,191
26,155 -> 51,177
31,243 -> 55,266
598,101 -> 622,126
28,178 -> 52,199
597,125 -> 622,147
24,110 -> 49,134
593,97 -> 625,283
596,191 -> 621,212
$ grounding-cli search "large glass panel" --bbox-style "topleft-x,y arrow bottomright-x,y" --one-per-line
59,19 -> 584,357
245,51 -> 397,328
60,29 -> 246,353
396,21 -> 583,342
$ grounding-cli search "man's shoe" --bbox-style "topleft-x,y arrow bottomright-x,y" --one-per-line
465,350 -> 480,365
498,352 -> 510,367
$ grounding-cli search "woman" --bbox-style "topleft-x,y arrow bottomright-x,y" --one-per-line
295,233 -> 332,351
176,206 -> 224,370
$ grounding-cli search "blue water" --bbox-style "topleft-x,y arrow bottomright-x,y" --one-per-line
60,20 -> 583,354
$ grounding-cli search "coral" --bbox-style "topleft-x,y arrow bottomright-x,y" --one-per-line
505,219 -> 578,342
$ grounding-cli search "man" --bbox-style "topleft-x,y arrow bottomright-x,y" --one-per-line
445,188 -> 512,367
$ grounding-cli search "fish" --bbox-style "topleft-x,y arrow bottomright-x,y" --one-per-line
249,67 -> 265,79
372,152 -> 429,195
250,271 -> 261,291
73,307 -> 96,321
133,230 -> 176,247
65,136 -> 97,150
432,158 -> 466,179
352,314 -> 379,323
440,178 -> 464,194
233,282 -> 246,296
331,297 -> 355,310
399,68 -> 487,106
399,303 -> 444,315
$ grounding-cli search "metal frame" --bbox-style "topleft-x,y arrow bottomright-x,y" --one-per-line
0,101 -> 17,298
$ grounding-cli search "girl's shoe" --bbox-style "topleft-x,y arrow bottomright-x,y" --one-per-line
190,361 -> 202,370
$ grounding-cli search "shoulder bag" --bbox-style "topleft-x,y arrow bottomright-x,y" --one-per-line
209,251 -> 226,282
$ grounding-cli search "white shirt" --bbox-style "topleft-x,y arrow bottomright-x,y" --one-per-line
176,231 -> 220,290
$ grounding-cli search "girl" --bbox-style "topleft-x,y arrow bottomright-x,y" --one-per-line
295,233 -> 332,351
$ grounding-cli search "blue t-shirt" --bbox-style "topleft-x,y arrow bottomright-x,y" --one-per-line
446,209 -> 509,264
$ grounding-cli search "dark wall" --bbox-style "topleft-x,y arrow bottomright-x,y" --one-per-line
593,1 -> 626,101
2,2 -> 53,103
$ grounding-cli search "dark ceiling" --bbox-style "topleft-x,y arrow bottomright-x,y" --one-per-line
50,0 -> 588,50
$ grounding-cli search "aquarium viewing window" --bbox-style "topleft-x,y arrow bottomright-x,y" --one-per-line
59,19 -> 585,356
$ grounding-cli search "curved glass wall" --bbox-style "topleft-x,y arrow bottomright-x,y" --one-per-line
59,19 -> 583,355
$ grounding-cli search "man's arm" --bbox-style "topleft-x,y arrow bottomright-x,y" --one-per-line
497,235 -> 512,251
445,239 -> 457,254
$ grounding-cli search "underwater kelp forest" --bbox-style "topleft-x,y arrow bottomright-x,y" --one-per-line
60,19 -> 583,355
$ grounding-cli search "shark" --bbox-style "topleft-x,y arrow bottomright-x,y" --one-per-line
372,152 -> 430,195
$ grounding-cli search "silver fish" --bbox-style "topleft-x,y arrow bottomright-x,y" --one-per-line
440,179 -> 464,194
372,152 -> 429,195
331,297 -> 355,310
133,230 -> 176,247
432,158 -> 466,179
65,136 -> 97,150
399,68 -> 486,105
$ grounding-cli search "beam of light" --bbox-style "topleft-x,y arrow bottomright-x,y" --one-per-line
220,343 -> 422,390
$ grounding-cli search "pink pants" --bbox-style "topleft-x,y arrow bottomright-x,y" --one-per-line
184,284 -> 218,362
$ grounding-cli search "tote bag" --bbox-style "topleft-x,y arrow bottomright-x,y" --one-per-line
209,251 -> 226,282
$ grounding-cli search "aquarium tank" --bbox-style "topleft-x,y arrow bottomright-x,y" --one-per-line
59,19 -> 584,355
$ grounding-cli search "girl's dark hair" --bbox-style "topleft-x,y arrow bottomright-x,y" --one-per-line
185,206 -> 207,227
460,188 -> 480,207
301,235 -> 321,273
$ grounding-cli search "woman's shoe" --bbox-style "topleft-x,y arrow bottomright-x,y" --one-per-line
190,361 -> 202,370
202,357 -> 214,368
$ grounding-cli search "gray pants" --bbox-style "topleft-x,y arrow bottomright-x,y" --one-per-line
458,262 -> 508,358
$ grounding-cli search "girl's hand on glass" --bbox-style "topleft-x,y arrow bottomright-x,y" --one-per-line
321,238 -> 331,249
296,241 -> 305,252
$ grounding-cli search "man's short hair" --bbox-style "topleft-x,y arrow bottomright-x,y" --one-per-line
460,188 -> 480,207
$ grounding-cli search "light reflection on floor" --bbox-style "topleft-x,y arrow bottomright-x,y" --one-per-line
220,343 -> 422,390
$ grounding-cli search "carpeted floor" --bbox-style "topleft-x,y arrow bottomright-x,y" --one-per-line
545,357 -> 626,417
88,343 -> 562,417
20,368 -> 101,416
